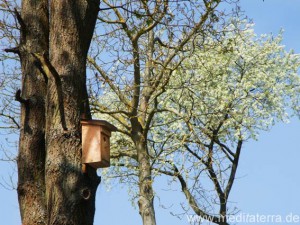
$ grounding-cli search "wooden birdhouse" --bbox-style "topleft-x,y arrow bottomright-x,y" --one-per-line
81,120 -> 117,169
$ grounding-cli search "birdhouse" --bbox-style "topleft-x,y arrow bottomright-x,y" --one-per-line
81,120 -> 117,169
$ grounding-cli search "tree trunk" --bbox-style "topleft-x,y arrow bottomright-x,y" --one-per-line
17,0 -> 48,224
132,30 -> 157,225
44,0 -> 100,224
16,0 -> 100,224
133,132 -> 156,225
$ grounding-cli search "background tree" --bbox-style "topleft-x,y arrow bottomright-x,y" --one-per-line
88,1 -> 237,225
98,18 -> 300,225
0,0 -> 20,157
150,19 -> 300,224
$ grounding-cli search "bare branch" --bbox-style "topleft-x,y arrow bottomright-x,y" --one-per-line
134,1 -> 169,40
12,7 -> 26,41
31,52 -> 67,131
154,2 -> 219,88
87,56 -> 131,109
158,164 -> 228,225
15,89 -> 28,104
224,139 -> 242,199
102,0 -> 133,40
0,112 -> 20,129
111,151 -> 137,161
3,46 -> 20,54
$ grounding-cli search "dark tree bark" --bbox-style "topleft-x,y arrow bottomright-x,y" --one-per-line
15,0 -> 100,224
17,0 -> 48,224
45,0 -> 100,224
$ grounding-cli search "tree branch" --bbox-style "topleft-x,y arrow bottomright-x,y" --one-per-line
158,164 -> 228,225
14,8 -> 26,34
87,56 -> 131,109
91,103 -> 131,134
0,112 -> 20,129
134,1 -> 169,41
154,2 -> 219,89
130,40 -> 141,117
32,52 -> 67,131
111,151 -> 137,161
102,0 -> 133,40
153,37 -> 179,50
3,46 -> 20,54
15,89 -> 29,104
184,144 -> 205,162
224,139 -> 242,199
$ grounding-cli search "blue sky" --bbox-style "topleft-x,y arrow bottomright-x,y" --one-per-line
1,0 -> 300,224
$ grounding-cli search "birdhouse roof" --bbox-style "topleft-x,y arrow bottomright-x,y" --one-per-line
81,119 -> 117,132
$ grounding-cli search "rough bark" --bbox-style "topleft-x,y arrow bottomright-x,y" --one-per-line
137,146 -> 156,225
45,0 -> 100,224
132,127 -> 156,225
17,0 -> 48,224
15,0 -> 100,224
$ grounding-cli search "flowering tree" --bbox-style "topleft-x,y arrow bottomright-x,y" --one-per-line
154,19 -> 300,224
99,19 -> 300,224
